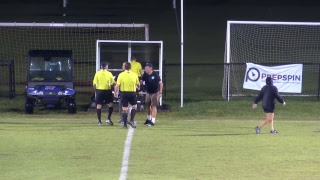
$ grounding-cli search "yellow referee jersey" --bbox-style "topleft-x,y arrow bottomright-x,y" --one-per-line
93,69 -> 115,90
130,61 -> 142,77
117,70 -> 139,92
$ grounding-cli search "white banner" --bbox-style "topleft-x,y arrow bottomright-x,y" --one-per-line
243,63 -> 303,93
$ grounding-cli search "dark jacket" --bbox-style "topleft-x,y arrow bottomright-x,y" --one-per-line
254,77 -> 284,109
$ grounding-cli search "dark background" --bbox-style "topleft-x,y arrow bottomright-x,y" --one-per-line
2,0 -> 320,100
1,0 -> 320,64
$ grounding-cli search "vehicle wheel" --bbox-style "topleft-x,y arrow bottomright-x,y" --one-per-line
67,97 -> 77,114
25,98 -> 34,114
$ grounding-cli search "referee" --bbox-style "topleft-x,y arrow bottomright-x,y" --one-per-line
93,62 -> 115,126
114,62 -> 139,129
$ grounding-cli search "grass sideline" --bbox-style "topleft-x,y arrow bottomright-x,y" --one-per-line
1,96 -> 320,179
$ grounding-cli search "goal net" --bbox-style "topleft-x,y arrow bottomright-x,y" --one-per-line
96,40 -> 164,106
0,60 -> 15,98
223,21 -> 320,100
0,22 -> 149,93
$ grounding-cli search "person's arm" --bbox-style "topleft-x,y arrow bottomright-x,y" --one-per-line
252,87 -> 264,108
158,81 -> 163,95
138,62 -> 144,76
274,86 -> 286,106
114,73 -> 121,97
93,73 -> 98,90
139,74 -> 145,93
157,73 -> 163,95
114,84 -> 119,98
110,73 -> 116,87
140,69 -> 144,76
135,75 -> 140,90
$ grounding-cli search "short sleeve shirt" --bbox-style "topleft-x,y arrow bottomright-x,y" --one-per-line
130,61 -> 142,77
93,69 -> 115,90
141,71 -> 161,94
117,70 -> 139,92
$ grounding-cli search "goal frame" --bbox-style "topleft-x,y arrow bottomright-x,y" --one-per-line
0,22 -> 149,39
96,40 -> 164,105
224,20 -> 320,101
0,22 -> 149,88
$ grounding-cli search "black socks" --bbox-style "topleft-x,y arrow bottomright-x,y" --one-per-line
96,109 -> 101,123
108,107 -> 113,120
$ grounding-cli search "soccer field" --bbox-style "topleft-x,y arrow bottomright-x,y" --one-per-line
1,98 -> 320,180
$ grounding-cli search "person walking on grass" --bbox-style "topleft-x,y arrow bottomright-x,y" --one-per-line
114,62 -> 139,129
93,62 -> 115,126
252,76 -> 286,134
140,63 -> 163,127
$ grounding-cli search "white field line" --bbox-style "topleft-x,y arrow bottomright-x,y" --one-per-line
184,119 -> 320,123
119,127 -> 135,180
1,118 -> 319,123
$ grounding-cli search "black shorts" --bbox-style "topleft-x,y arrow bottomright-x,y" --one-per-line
121,92 -> 137,107
263,108 -> 274,113
95,89 -> 113,105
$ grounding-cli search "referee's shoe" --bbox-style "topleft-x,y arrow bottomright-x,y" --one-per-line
146,121 -> 154,127
144,119 -> 151,125
106,119 -> 114,126
127,121 -> 136,128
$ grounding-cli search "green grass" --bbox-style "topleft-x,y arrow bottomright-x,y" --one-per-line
1,96 -> 320,179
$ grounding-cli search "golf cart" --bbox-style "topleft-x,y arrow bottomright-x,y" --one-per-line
25,50 -> 76,114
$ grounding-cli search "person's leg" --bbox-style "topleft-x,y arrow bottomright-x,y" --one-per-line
258,113 -> 272,128
125,93 -> 137,128
118,94 -> 124,124
255,109 -> 273,134
151,106 -> 157,123
144,93 -> 152,125
107,102 -> 113,120
106,90 -> 114,123
96,104 -> 102,125
150,93 -> 159,124
268,113 -> 275,131
147,106 -> 151,120
122,107 -> 128,128
121,93 -> 129,128
130,104 -> 137,122
95,90 -> 103,125
129,93 -> 138,123
268,112 -> 279,133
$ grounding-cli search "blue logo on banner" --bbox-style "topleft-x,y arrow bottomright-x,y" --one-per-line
245,67 -> 260,82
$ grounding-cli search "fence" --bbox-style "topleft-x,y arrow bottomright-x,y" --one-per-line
10,62 -> 320,102
163,63 -> 225,101
0,60 -> 15,99
223,63 -> 320,101
165,62 -> 320,101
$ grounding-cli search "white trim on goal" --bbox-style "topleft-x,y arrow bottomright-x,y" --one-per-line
224,20 -> 320,101
0,22 -> 150,41
96,40 -> 164,105
227,20 -> 320,26
0,22 -> 148,28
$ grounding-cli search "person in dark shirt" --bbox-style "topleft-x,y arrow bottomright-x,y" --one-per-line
252,77 -> 286,134
140,63 -> 163,126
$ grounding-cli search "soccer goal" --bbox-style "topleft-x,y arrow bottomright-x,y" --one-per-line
95,40 -> 164,108
223,20 -> 320,101
0,22 -> 149,91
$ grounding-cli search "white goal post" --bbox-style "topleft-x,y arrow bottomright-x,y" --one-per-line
96,40 -> 164,105
223,20 -> 320,101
